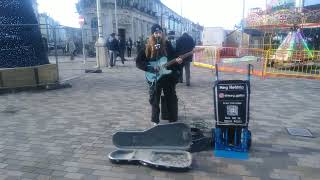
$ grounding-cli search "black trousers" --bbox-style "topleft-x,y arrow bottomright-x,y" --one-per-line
119,48 -> 125,64
127,47 -> 132,57
149,79 -> 178,124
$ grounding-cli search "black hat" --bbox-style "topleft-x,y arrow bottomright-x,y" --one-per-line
151,24 -> 163,34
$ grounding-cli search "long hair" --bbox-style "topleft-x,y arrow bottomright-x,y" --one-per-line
145,34 -> 167,59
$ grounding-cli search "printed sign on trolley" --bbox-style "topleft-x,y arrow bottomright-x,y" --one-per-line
215,81 -> 249,126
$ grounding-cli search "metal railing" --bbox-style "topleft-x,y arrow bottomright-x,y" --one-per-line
193,46 -> 320,80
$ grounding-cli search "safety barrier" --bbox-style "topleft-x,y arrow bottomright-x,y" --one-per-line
193,46 -> 218,69
193,46 -> 320,80
193,46 -> 265,78
264,49 -> 320,79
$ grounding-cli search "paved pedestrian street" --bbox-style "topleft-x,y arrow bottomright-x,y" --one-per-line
0,59 -> 320,180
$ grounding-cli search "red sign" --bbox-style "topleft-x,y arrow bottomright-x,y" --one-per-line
79,16 -> 85,26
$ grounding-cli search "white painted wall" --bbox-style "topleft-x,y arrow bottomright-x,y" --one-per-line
202,27 -> 225,46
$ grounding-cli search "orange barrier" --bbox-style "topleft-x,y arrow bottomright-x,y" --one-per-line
193,46 -> 320,80
263,49 -> 320,80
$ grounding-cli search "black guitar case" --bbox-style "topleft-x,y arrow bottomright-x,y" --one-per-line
108,123 -> 193,171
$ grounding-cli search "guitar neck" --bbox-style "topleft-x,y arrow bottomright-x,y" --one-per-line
164,51 -> 194,67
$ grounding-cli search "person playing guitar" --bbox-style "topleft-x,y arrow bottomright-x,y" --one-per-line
136,24 -> 183,125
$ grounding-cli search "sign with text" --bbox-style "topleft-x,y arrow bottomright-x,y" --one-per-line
214,80 -> 250,126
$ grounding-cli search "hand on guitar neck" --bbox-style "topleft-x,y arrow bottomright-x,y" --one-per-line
176,57 -> 183,64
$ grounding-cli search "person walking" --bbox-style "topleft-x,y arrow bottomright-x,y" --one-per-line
66,38 -> 76,60
176,32 -> 195,86
107,33 -> 119,68
118,36 -> 126,64
167,31 -> 176,50
126,37 -> 133,57
136,24 -> 183,125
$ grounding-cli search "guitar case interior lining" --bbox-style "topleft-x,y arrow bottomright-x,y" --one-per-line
108,123 -> 193,171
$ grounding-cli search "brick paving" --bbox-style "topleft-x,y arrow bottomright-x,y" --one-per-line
0,56 -> 319,180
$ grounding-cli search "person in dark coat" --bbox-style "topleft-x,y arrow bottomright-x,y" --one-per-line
136,24 -> 183,125
107,33 -> 119,68
126,37 -> 133,57
176,32 -> 195,86
167,31 -> 176,50
118,36 -> 126,64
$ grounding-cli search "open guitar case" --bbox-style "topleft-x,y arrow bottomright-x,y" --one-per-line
108,123 -> 193,171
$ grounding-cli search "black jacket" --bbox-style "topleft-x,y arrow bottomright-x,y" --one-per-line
176,33 -> 195,62
107,37 -> 119,51
136,40 -> 182,83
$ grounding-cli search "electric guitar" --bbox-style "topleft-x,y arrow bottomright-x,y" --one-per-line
145,48 -> 203,83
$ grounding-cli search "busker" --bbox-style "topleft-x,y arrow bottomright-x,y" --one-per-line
136,24 -> 183,125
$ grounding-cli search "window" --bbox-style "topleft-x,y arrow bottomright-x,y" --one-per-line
91,17 -> 98,29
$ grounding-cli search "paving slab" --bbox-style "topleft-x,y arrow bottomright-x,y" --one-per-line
0,57 -> 319,179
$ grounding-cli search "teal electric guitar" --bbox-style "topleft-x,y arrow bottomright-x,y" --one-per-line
145,48 -> 202,83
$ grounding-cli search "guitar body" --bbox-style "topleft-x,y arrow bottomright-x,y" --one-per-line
144,48 -> 203,84
145,56 -> 172,83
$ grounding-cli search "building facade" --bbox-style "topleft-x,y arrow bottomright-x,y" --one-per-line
76,0 -> 203,44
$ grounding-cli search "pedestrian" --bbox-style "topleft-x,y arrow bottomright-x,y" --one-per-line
126,37 -> 133,57
66,38 -> 76,60
176,32 -> 195,86
118,36 -> 126,64
107,33 -> 119,68
167,31 -> 176,50
136,24 -> 183,125
41,36 -> 48,57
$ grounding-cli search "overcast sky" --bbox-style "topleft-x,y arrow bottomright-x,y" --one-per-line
161,0 -> 267,29
37,0 -> 267,29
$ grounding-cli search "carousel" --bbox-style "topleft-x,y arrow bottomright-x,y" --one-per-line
244,0 -> 320,68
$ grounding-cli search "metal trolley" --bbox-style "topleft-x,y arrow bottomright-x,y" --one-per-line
213,64 -> 253,153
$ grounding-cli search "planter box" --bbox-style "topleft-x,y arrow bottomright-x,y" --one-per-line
0,64 -> 58,89
37,64 -> 58,84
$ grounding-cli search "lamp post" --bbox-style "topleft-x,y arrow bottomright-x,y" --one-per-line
95,0 -> 107,69
240,0 -> 245,48
115,0 -> 118,33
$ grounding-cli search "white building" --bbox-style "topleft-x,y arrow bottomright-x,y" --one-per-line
202,27 -> 225,46
76,0 -> 203,44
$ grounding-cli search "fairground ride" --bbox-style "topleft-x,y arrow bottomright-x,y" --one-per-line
244,6 -> 320,68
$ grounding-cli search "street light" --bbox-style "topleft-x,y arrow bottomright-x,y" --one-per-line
240,0 -> 246,48
115,0 -> 118,33
94,0 -> 107,69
